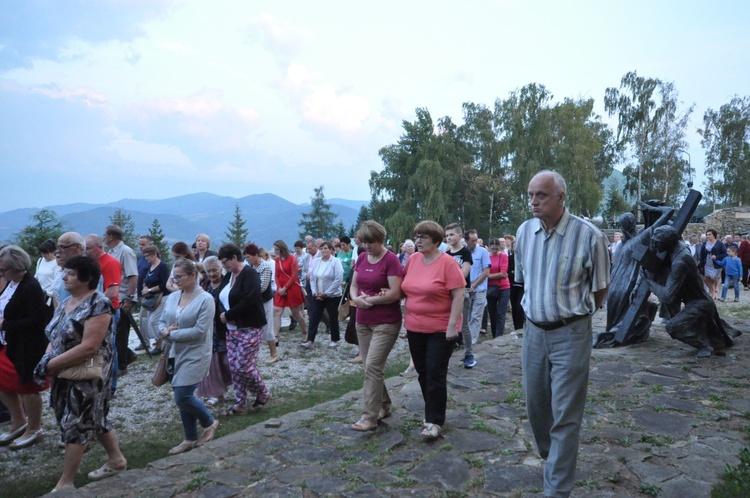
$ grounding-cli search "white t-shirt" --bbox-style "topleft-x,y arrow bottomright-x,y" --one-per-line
36,257 -> 61,296
219,278 -> 237,331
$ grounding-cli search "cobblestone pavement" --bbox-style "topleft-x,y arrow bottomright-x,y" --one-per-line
48,309 -> 750,497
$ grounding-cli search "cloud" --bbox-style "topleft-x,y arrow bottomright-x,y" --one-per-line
0,0 -> 177,71
281,64 -> 370,135
247,13 -> 308,62
120,88 -> 260,151
0,79 -> 108,108
106,136 -> 192,167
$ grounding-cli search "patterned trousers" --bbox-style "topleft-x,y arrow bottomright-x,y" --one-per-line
226,327 -> 270,409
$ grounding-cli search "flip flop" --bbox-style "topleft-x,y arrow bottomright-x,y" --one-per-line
350,417 -> 377,432
196,420 -> 219,446
87,463 -> 127,480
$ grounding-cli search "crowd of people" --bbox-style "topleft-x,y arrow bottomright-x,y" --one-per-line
1,170 -> 747,497
0,214 -> 532,489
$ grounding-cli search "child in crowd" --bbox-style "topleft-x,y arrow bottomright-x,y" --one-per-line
713,246 -> 743,302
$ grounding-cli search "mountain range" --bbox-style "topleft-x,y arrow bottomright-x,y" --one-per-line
0,193 -> 368,249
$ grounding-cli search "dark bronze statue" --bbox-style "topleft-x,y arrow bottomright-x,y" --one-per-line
641,225 -> 741,357
595,202 -> 675,347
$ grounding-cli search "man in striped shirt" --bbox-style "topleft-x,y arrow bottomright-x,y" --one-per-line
514,170 -> 610,498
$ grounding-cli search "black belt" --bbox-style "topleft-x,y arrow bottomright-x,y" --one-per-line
526,314 -> 589,331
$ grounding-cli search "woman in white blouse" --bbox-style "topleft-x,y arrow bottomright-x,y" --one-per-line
300,241 -> 343,349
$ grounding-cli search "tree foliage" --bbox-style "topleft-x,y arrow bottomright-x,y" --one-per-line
298,186 -> 342,240
370,108 -> 472,244
14,209 -> 69,263
225,204 -> 249,248
605,71 -> 693,210
351,205 -> 372,235
369,84 -> 616,241
601,179 -> 633,228
147,218 -> 171,264
109,208 -> 138,249
699,95 -> 750,206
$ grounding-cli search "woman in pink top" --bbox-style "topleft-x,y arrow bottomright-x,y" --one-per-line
487,238 -> 511,338
401,221 -> 465,440
349,221 -> 404,432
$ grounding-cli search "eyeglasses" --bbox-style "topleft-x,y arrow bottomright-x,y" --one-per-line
54,243 -> 79,253
414,235 -> 430,241
220,258 -> 229,265
172,274 -> 187,281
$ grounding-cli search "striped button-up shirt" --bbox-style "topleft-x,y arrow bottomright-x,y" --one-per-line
514,209 -> 610,323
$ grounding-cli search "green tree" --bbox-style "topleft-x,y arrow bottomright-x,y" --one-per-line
109,208 -> 137,249
351,204 -> 372,235
492,83 -> 556,231
548,97 -> 617,217
370,88 -> 619,240
225,204 -> 249,247
147,218 -> 171,264
699,95 -> 750,206
370,108 -> 471,244
14,209 -> 69,263
298,186 -> 341,240
333,220 -> 347,238
601,179 -> 632,228
460,101 -> 506,237
648,82 -> 694,205
605,72 -> 693,212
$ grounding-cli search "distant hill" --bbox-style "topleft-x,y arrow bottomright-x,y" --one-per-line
0,193 -> 368,249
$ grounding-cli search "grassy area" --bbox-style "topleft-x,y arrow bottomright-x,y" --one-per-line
1,360 -> 406,498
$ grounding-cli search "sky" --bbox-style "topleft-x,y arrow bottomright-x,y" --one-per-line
1,0 -> 749,212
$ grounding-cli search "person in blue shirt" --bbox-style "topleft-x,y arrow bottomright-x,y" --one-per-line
714,245 -> 743,302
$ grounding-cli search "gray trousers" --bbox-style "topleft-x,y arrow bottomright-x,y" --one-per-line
522,316 -> 592,498
460,289 -> 486,356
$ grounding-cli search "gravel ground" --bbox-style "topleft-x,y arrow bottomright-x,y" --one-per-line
0,314 -> 412,484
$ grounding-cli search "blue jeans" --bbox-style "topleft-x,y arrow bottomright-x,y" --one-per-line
173,383 -> 215,441
487,287 -> 511,338
722,275 -> 740,300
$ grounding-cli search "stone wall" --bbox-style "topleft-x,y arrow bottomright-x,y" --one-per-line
686,206 -> 750,238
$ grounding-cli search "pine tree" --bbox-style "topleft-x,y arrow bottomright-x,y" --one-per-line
109,208 -> 138,249
14,209 -> 69,263
298,186 -> 341,239
225,204 -> 250,247
350,205 -> 372,235
148,218 -> 171,264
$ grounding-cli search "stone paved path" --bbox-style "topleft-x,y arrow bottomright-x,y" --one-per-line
50,311 -> 750,497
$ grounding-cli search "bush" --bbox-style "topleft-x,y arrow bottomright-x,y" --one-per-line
712,447 -> 750,498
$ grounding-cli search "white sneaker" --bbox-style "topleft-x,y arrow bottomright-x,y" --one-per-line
329,341 -> 339,348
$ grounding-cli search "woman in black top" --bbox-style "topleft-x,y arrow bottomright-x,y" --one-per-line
0,245 -> 49,450
216,244 -> 270,416
140,246 -> 171,354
